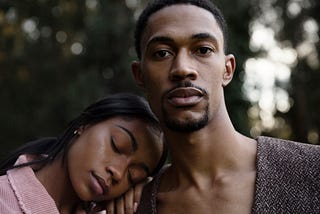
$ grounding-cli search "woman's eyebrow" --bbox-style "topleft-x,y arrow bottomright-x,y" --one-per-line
116,125 -> 138,151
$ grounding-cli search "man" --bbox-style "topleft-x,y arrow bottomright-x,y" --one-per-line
131,0 -> 320,213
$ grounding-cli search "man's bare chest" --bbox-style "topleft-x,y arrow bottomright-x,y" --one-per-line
157,176 -> 255,214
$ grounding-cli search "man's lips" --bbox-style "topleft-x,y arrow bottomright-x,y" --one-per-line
91,172 -> 110,196
167,87 -> 204,107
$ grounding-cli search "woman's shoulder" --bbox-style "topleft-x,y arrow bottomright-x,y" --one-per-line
0,173 -> 11,190
0,174 -> 21,213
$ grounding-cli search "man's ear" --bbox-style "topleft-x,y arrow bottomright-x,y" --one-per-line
222,54 -> 236,87
131,61 -> 145,89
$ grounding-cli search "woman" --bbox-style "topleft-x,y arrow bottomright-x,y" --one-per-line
0,93 -> 166,213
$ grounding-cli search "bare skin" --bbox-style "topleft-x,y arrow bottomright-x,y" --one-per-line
34,117 -> 162,214
157,132 -> 257,213
132,4 -> 257,213
34,157 -> 79,214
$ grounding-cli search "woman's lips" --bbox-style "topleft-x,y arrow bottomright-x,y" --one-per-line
91,172 -> 109,196
167,87 -> 204,107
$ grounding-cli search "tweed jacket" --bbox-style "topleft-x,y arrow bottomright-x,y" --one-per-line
137,136 -> 320,213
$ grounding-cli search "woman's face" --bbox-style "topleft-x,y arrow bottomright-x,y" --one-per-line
67,117 -> 163,202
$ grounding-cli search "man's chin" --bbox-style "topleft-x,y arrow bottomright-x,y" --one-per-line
164,117 -> 208,133
162,99 -> 209,132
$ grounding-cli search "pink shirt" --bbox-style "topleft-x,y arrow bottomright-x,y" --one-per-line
0,155 -> 59,213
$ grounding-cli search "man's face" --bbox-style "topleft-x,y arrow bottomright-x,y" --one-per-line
132,4 -> 235,132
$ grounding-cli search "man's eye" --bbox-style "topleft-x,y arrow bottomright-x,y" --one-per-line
110,137 -> 120,153
153,50 -> 171,58
196,47 -> 213,55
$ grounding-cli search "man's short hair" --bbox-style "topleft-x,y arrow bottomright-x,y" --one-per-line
134,0 -> 228,59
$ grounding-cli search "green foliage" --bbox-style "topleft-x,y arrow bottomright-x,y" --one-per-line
0,0 -> 138,159
277,0 -> 320,144
0,0 -> 253,159
252,0 -> 320,144
215,0 -> 253,135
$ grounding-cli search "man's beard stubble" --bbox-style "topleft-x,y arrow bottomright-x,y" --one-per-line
160,81 -> 210,133
162,102 -> 209,133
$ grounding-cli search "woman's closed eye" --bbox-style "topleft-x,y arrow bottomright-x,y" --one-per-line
127,167 -> 147,186
110,133 -> 133,155
110,136 -> 120,153
127,170 -> 135,186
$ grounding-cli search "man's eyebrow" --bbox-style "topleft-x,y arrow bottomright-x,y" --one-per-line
146,33 -> 218,49
191,33 -> 218,43
146,36 -> 174,49
116,125 -> 138,151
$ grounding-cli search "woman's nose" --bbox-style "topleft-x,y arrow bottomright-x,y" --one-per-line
169,50 -> 198,81
106,158 -> 128,183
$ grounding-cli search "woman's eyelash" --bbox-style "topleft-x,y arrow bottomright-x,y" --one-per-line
110,136 -> 120,153
127,171 -> 135,186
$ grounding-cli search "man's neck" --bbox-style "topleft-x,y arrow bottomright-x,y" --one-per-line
161,118 -> 257,190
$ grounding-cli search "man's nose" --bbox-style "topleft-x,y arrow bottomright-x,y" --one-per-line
169,50 -> 198,81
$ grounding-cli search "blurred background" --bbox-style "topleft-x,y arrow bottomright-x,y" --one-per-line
0,0 -> 319,160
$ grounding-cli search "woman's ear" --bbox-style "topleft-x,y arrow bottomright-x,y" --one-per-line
222,54 -> 236,87
74,126 -> 85,136
131,61 -> 145,89
74,125 -> 89,137
78,126 -> 85,135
